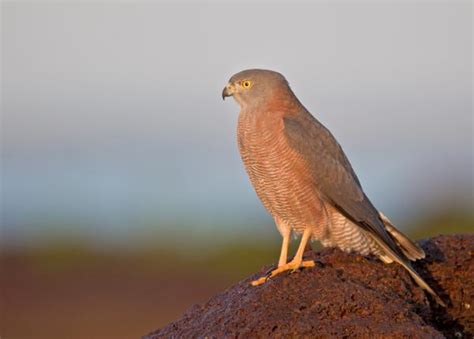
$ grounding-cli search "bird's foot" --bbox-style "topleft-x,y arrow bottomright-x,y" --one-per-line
251,259 -> 315,286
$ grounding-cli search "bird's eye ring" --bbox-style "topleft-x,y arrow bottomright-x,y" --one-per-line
241,80 -> 252,89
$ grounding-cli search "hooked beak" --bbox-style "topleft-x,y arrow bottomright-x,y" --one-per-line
222,83 -> 234,100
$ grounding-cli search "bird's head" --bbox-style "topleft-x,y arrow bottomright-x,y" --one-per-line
222,69 -> 293,109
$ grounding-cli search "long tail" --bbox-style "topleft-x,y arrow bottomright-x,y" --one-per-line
379,212 -> 425,261
366,216 -> 446,307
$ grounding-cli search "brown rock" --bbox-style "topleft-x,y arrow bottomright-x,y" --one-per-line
145,234 -> 473,338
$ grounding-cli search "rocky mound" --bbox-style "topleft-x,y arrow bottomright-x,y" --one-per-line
145,234 -> 473,338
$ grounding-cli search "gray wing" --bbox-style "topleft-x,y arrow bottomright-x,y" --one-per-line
283,111 -> 404,257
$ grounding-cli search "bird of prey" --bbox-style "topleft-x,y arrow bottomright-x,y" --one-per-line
222,69 -> 444,306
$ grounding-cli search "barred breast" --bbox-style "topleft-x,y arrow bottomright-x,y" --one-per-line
237,110 -> 329,236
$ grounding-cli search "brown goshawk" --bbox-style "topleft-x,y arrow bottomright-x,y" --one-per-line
222,69 -> 444,306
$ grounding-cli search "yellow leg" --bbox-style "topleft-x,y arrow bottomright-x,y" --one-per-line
251,227 -> 315,286
278,229 -> 290,267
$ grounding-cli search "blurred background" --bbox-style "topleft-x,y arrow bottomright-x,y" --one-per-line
1,1 -> 472,338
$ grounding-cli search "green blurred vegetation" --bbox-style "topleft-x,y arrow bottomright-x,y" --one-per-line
6,209 -> 473,273
408,209 -> 473,240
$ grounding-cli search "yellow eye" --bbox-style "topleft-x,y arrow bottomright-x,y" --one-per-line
241,80 -> 252,89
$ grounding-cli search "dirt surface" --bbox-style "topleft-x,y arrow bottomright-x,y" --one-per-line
145,234 -> 473,338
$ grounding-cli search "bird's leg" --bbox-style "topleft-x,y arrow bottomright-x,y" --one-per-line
278,228 -> 291,267
251,227 -> 315,286
285,226 -> 315,272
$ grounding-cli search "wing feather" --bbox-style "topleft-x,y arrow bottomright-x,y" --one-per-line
283,111 -> 404,257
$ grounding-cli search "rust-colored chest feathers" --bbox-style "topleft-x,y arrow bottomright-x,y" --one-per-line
237,108 -> 324,230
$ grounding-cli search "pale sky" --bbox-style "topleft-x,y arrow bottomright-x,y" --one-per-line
1,1 -> 472,245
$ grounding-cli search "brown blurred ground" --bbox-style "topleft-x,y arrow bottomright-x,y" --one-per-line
1,242 -> 277,339
1,253 -> 228,338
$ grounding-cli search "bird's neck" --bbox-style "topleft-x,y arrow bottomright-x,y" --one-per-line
240,88 -> 302,119
238,100 -> 303,138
